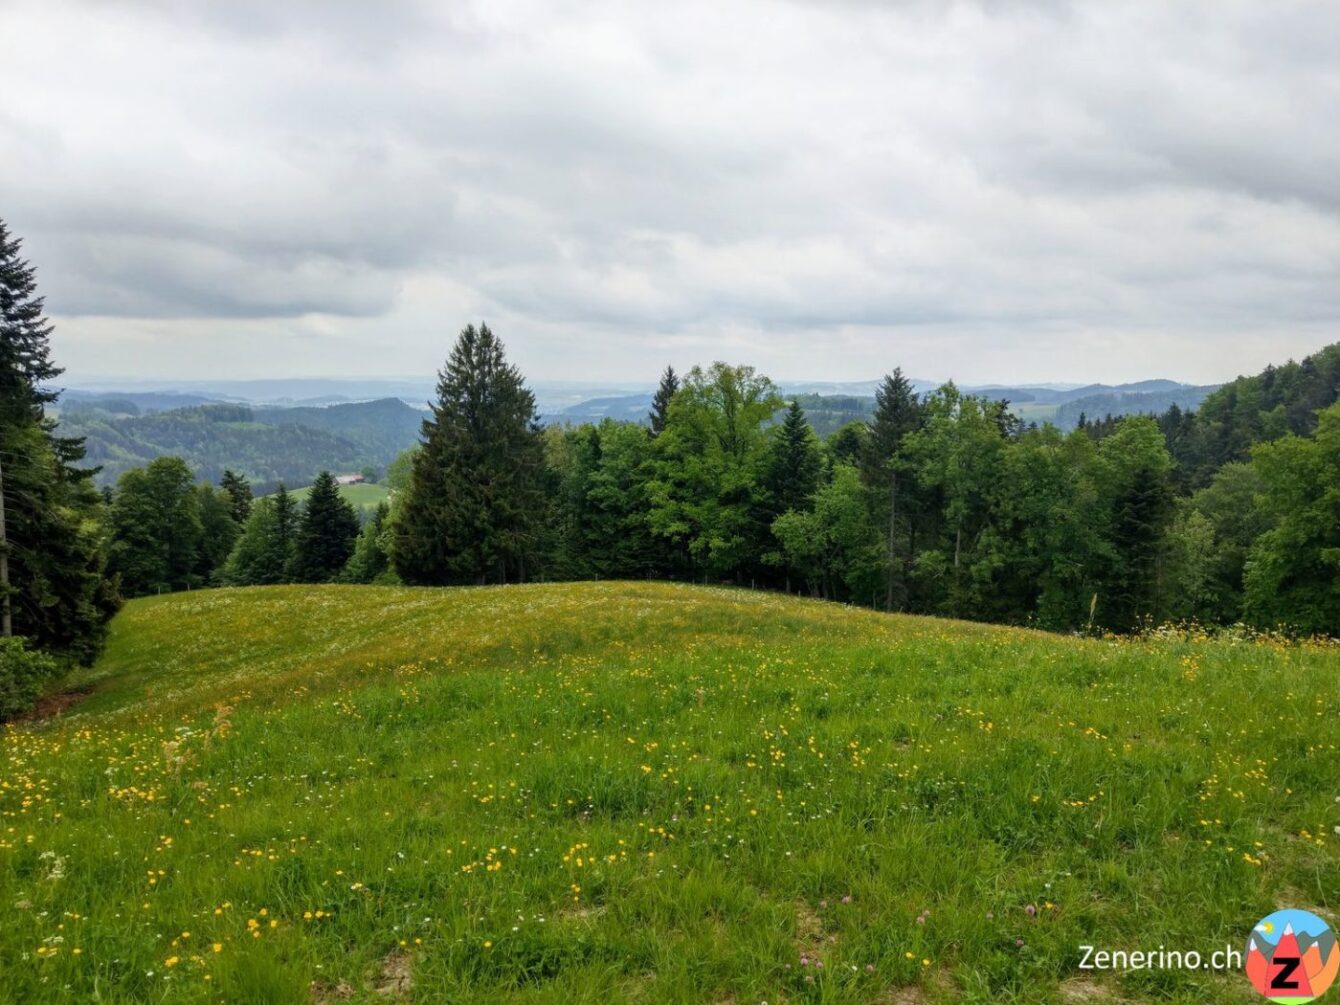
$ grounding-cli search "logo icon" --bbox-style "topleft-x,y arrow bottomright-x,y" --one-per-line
1246,909 -> 1337,1002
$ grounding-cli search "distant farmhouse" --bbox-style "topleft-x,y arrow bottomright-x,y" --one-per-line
333,473 -> 366,486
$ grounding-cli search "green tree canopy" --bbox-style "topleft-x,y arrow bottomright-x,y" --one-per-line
392,324 -> 547,585
289,471 -> 360,583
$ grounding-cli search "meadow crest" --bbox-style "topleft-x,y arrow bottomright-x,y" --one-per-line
1,583 -> 1337,1003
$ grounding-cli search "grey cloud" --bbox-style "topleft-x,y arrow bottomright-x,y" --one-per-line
0,0 -> 1337,382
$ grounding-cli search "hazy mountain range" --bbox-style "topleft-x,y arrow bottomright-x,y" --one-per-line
50,376 -> 1220,490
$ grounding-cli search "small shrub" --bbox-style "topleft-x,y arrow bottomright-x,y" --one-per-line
0,637 -> 60,722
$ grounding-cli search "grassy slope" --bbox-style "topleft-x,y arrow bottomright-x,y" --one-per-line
275,482 -> 392,512
2,583 -> 1337,1004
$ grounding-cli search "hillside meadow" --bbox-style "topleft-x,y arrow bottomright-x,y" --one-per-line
274,482 -> 393,514
1,583 -> 1337,1003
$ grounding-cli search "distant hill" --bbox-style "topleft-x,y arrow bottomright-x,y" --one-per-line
541,380 -> 1218,435
252,398 -> 425,459
56,398 -> 424,491
54,390 -> 226,415
1052,385 -> 1220,430
1169,341 -> 1340,486
544,393 -> 654,425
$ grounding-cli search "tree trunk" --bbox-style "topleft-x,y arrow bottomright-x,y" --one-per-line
885,469 -> 897,612
0,453 -> 10,637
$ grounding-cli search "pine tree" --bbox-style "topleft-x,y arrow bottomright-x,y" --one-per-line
649,365 -> 679,436
0,218 -> 116,661
863,369 -> 923,610
392,323 -> 547,585
764,401 -> 821,516
289,471 -> 360,583
195,484 -> 240,584
220,470 -> 253,524
0,220 -> 60,409
341,501 -> 394,584
220,487 -> 298,586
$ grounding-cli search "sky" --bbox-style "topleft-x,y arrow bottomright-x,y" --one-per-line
2,0 -> 1338,387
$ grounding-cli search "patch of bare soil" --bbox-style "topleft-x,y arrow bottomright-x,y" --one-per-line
13,686 -> 93,723
374,950 -> 413,998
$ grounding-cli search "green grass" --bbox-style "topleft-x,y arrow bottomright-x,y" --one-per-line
2,583 -> 1337,1003
276,481 -> 391,513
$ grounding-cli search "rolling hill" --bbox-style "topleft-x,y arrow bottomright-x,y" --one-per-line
3,583 -> 1335,1002
55,399 -> 424,492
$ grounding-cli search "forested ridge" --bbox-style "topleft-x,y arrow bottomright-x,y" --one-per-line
55,398 -> 423,491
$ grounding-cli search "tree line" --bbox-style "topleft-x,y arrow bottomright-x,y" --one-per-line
4,209 -> 1340,718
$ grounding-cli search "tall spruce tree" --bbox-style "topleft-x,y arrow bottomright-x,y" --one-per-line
864,369 -> 923,610
392,323 -> 546,585
220,469 -> 253,524
764,401 -> 821,517
0,218 -> 116,661
341,501 -> 394,584
760,400 -> 822,590
289,471 -> 360,582
221,485 -> 298,586
649,365 -> 679,436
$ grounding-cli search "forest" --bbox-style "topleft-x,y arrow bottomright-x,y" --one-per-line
100,328 -> 1340,639
3,212 -> 1339,722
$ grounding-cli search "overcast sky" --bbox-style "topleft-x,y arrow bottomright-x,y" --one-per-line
3,0 -> 1338,386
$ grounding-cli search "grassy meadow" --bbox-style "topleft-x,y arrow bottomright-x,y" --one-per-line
277,482 -> 392,514
1,583 -> 1337,1003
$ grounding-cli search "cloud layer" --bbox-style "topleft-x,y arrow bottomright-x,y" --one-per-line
3,0 -> 1338,383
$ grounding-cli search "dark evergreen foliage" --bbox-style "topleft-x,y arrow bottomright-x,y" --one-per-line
648,366 -> 679,436
222,486 -> 298,586
392,324 -> 546,585
220,469 -> 253,523
289,471 -> 360,583
0,218 -> 116,663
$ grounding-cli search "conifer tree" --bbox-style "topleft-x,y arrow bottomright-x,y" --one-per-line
289,471 -> 360,583
341,501 -> 394,584
221,485 -> 297,586
649,365 -> 679,436
195,483 -> 240,584
392,324 -> 546,585
764,400 -> 821,517
220,469 -> 253,524
0,218 -> 116,660
864,369 -> 923,610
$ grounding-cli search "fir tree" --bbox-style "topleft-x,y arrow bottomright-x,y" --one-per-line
289,471 -> 360,583
0,220 -> 60,410
341,501 -> 394,584
648,365 -> 679,436
864,369 -> 923,610
195,483 -> 240,585
221,485 -> 297,586
392,323 -> 546,585
220,469 -> 253,524
764,400 -> 821,517
0,218 -> 116,661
